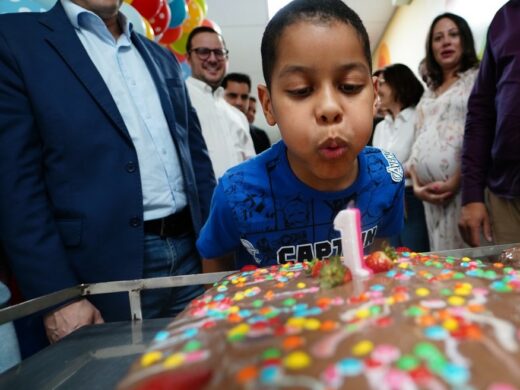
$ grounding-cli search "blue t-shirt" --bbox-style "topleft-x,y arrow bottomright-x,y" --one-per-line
197,141 -> 405,268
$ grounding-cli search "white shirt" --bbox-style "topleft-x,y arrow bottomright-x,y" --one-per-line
62,0 -> 186,221
186,77 -> 255,180
372,107 -> 417,186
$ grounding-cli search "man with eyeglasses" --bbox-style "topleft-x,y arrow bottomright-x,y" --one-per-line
186,27 -> 255,180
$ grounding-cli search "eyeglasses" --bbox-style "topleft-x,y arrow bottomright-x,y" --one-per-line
189,47 -> 229,61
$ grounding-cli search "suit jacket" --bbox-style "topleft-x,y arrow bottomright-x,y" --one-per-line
0,3 -> 216,321
249,124 -> 271,154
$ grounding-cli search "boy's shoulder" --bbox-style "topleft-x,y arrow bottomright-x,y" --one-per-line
219,141 -> 285,188
360,146 -> 404,185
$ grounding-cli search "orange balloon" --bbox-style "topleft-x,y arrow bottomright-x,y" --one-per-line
181,0 -> 203,34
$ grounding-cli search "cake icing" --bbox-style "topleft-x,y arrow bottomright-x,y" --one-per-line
118,251 -> 520,389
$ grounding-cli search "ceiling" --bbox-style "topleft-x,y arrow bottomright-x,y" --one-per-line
345,0 -> 397,50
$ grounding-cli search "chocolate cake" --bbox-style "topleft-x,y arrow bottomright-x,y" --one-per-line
118,251 -> 520,389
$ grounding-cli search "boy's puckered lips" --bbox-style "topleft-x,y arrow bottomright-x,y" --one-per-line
318,138 -> 349,159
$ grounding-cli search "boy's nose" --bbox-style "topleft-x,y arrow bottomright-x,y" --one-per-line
316,87 -> 342,124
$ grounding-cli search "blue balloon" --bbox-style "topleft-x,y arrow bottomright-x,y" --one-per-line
0,0 -> 48,14
34,0 -> 56,9
168,0 -> 187,28
179,60 -> 191,80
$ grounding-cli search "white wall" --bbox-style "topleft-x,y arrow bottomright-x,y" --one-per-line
373,0 -> 508,77
206,0 -> 281,143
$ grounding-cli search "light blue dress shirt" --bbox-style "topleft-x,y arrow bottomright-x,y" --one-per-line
61,0 -> 187,221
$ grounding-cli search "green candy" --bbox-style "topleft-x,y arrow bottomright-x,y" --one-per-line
405,306 -> 424,317
183,340 -> 202,352
262,347 -> 281,359
396,355 -> 419,371
252,299 -> 264,308
414,342 -> 443,360
283,298 -> 297,306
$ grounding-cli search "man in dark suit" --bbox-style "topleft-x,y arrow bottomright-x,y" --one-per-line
0,0 -> 215,355
222,73 -> 271,154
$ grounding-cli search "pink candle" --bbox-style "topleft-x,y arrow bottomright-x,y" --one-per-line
333,206 -> 372,278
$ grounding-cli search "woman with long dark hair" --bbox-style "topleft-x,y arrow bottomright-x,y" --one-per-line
408,13 -> 479,250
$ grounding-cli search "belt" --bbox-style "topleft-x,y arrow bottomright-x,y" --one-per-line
143,208 -> 192,238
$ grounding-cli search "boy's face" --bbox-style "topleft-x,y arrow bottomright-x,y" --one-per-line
258,21 -> 377,192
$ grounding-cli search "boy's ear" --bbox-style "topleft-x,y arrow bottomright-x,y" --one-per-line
257,84 -> 277,126
371,75 -> 379,117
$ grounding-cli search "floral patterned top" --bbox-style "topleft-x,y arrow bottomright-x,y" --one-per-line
409,67 -> 478,184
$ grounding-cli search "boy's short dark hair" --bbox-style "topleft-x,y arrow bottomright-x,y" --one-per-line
186,26 -> 226,53
261,0 -> 371,90
221,73 -> 252,91
381,63 -> 424,109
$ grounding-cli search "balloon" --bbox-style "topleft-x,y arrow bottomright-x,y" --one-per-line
34,0 -> 55,9
201,18 -> 222,35
0,0 -> 47,13
128,0 -> 162,20
120,3 -> 146,36
194,0 -> 207,17
143,18 -> 155,40
169,47 -> 186,63
159,26 -> 182,45
168,0 -> 187,28
179,60 -> 192,80
181,0 -> 203,34
149,0 -> 171,36
171,30 -> 189,55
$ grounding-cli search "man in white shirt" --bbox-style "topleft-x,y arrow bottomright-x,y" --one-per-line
185,27 -> 255,180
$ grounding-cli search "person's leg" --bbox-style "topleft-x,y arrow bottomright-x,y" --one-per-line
401,188 -> 430,252
141,233 -> 203,319
141,234 -> 177,319
164,232 -> 204,318
487,191 -> 520,244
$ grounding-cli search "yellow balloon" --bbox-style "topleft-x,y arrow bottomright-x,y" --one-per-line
143,18 -> 155,41
194,0 -> 207,16
181,1 -> 203,34
123,0 -> 133,4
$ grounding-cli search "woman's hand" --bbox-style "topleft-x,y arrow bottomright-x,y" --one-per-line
409,166 -> 457,205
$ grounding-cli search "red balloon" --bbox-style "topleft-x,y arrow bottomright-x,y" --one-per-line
171,49 -> 186,63
149,1 -> 172,36
159,26 -> 182,45
130,0 -> 163,20
201,18 -> 222,35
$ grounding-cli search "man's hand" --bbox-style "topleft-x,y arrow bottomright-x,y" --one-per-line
458,202 -> 493,247
43,299 -> 104,343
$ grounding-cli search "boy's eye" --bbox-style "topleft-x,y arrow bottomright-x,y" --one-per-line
287,87 -> 312,97
339,84 -> 362,94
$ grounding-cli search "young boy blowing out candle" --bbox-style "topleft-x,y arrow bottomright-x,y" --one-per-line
197,0 -> 405,272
